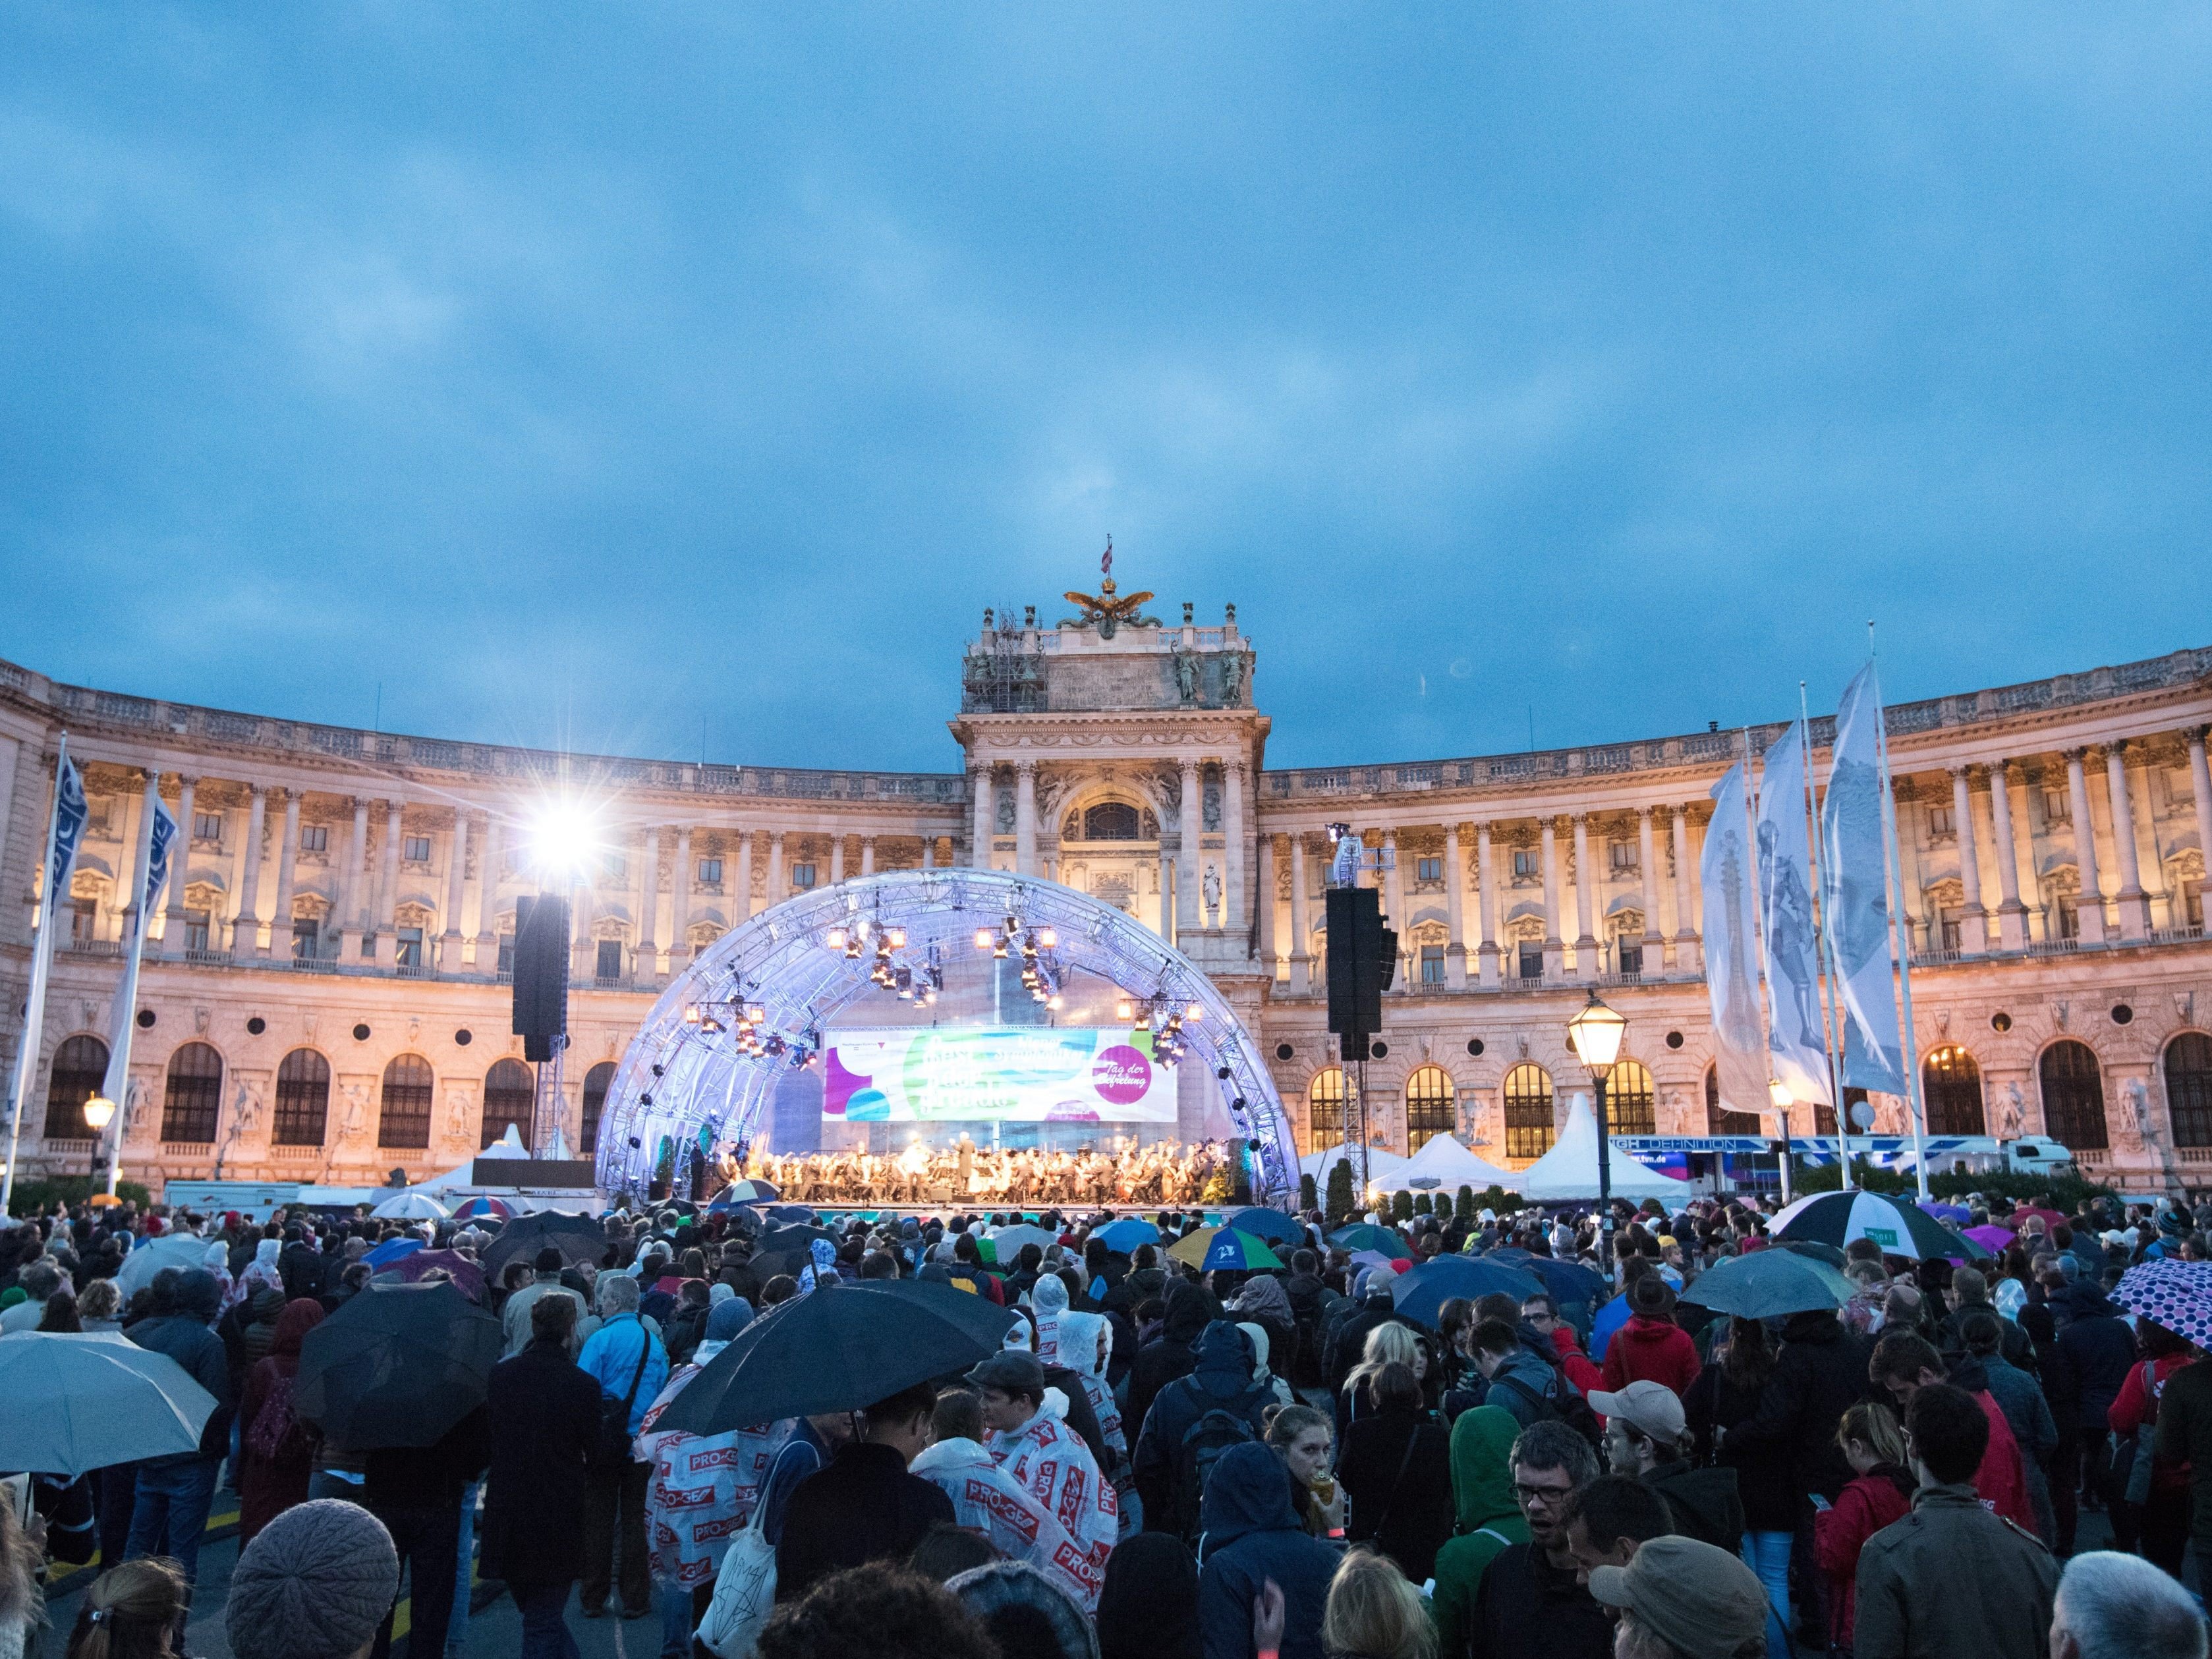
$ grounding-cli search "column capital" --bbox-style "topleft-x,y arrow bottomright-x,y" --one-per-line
2182,724 -> 2211,749
2063,745 -> 2094,765
1013,758 -> 1037,777
768,828 -> 785,844
1635,802 -> 1654,822
1948,763 -> 1975,782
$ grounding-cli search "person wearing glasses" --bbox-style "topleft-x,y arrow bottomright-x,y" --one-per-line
1464,1421 -> 1610,1659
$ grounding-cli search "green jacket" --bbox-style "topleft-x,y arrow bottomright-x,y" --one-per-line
1852,1482 -> 2055,1659
1429,1406 -> 1531,1659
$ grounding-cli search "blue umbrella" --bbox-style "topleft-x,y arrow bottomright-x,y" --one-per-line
1224,1207 -> 1303,1247
1095,1218 -> 1158,1254
1485,1247 -> 1606,1303
1917,1200 -> 1971,1225
1390,1256 -> 1544,1328
364,1237 -> 425,1270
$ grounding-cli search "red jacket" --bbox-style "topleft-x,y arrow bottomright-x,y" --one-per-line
1814,1469 -> 1914,1646
2108,1353 -> 2194,1493
1600,1314 -> 1703,1397
1970,1388 -> 2037,1534
1550,1325 -> 1606,1399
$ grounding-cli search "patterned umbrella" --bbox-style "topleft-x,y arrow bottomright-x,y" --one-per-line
449,1196 -> 515,1221
1167,1227 -> 1282,1272
1772,1190 -> 1991,1262
715,1179 -> 781,1205
2115,1260 -> 2212,1349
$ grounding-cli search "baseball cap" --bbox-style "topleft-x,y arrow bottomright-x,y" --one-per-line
1587,1380 -> 1686,1444
1589,1535 -> 1767,1659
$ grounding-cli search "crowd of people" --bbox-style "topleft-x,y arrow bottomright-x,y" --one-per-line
733,1141 -> 1232,1207
3,1181 -> 2212,1659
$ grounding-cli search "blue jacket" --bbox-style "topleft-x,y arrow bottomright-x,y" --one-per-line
1590,1293 -> 1631,1364
1134,1321 -> 1278,1529
1197,1444 -> 1339,1659
577,1312 -> 669,1436
1479,1348 -> 1562,1428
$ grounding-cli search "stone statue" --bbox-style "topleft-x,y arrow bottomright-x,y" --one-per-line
340,1083 -> 370,1142
2000,1081 -> 2025,1140
2122,1077 -> 2153,1146
1222,650 -> 1247,706
1174,650 -> 1199,704
994,784 -> 1015,834
1203,863 -> 1222,923
1203,781 -> 1222,832
231,1079 -> 260,1134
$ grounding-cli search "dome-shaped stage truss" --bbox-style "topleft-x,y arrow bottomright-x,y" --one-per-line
594,869 -> 1295,1202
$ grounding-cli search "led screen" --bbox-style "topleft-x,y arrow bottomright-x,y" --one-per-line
821,1026 -> 1177,1123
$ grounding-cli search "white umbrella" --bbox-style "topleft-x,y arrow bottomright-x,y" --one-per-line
371,1190 -> 449,1220
115,1233 -> 219,1299
0,1333 -> 217,1475
986,1224 -> 1058,1256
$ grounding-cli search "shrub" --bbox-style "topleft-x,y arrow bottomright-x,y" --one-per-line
7,1177 -> 153,1216
1325,1160 -> 1357,1226
1299,1173 -> 1319,1214
1456,1185 -> 1477,1223
1390,1189 -> 1415,1225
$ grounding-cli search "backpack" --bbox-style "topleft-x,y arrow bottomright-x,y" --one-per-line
1175,1406 -> 1260,1540
1491,1370 -> 1604,1452
246,1372 -> 316,1463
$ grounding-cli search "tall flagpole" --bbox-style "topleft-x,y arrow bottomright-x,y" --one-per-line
3,736 -> 73,1216
1801,682 -> 1853,1192
1743,725 -> 1791,1205
99,771 -> 167,1196
1869,625 -> 1933,1199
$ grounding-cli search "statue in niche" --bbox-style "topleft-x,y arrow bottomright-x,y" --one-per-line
1203,781 -> 1222,832
1174,650 -> 1199,704
1222,650 -> 1247,707
995,785 -> 1015,834
1999,1082 -> 2025,1140
2121,1077 -> 2153,1150
123,1077 -> 152,1138
231,1080 -> 262,1136
340,1084 -> 371,1143
1203,863 -> 1223,924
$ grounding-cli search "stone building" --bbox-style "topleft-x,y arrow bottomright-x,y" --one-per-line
3,578 -> 2210,1195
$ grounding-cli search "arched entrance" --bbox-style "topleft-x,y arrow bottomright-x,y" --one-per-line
596,870 -> 1297,1200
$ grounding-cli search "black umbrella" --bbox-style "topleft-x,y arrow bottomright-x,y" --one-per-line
295,1280 -> 503,1449
478,1210 -> 611,1278
656,1279 -> 1017,1435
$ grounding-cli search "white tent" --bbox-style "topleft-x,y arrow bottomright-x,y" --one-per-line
412,1125 -> 532,1197
1373,1133 -> 1521,1194
1519,1093 -> 1698,1203
1299,1143 -> 1408,1193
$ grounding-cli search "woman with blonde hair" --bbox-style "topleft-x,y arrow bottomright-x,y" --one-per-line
1320,1547 -> 1432,1659
63,1558 -> 188,1659
1341,1323 -> 1427,1429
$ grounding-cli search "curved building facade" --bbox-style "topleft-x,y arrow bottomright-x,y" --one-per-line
3,586 -> 2210,1196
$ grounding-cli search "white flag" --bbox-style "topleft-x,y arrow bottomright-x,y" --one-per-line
1700,762 -> 1771,1121
1822,662 -> 1909,1094
1756,721 -> 1833,1106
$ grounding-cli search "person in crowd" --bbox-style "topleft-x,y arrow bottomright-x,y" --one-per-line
1585,1535 -> 1772,1659
360,1394 -> 490,1659
77,1277 -> 123,1335
123,1267 -> 231,1590
235,1297 -> 326,1546
1940,1266 -> 2037,1374
1326,1268 -> 1413,1395
1319,1547 -> 1432,1659
2049,1549 -> 2209,1659
1852,1381 -> 2057,1659
1958,1307 -> 2059,1546
774,1381 -> 953,1603
1134,1320 -> 1275,1540
222,1498 -> 403,1659
1097,1532 -> 1201,1659
1429,1405 -> 1527,1659
576,1271 -> 671,1619
1558,1475 -> 1674,1581
1339,1322 -> 1431,1432
972,1349 -> 1119,1595
0,1264 -> 59,1334
0,1494 -> 43,1659
63,1558 -> 190,1659
1589,1380 -> 1742,1553
942,1558 -> 1094,1659
1682,1312 -> 1794,1645
1869,1330 -> 2036,1533
2107,1316 -> 2199,1574
754,1563 -> 998,1659
482,1293 -> 604,1659
1813,1399 -> 1917,1655
2047,1270 -> 2138,1554
1336,1359 -> 1453,1581
1466,1420 -> 1611,1659
1129,1281 -> 1220,1434
1465,1318 -> 1563,1428
1194,1442 -> 1340,1659
1600,1274 -> 1701,1397
912,1388 -> 1093,1612
503,1248 -> 585,1357
1263,1403 -> 1344,1537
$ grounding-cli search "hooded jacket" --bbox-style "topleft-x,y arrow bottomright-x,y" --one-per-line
1598,1314 -> 1702,1397
1730,1308 -> 1876,1500
1195,1443 -> 1340,1659
1477,1347 -> 1562,1429
130,1270 -> 233,1465
2047,1281 -> 2138,1432
1431,1407 -> 1531,1659
1128,1282 -> 1220,1434
1641,1457 -> 1745,1553
1134,1321 -> 1278,1531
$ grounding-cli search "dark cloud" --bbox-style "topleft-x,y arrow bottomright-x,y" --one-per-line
3,6 -> 2207,770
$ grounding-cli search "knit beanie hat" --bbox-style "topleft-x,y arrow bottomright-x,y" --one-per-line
227,1499 -> 399,1659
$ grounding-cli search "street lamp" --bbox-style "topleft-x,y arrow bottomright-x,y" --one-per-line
1769,1077 -> 1794,1205
81,1094 -> 115,1191
1565,990 -> 1628,1274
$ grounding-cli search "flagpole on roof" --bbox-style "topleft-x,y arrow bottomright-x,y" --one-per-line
3,735 -> 78,1214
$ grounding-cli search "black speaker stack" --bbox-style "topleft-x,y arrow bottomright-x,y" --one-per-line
511,892 -> 571,1063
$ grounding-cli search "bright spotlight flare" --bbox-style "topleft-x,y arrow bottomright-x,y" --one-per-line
682,998 -> 814,1068
526,802 -> 600,876
973,909 -> 1068,1009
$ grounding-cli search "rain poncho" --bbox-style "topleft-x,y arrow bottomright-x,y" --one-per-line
201,1240 -> 235,1308
912,1436 -> 1095,1612
1031,1273 -> 1069,1366
988,1390 -> 1119,1608
796,1239 -> 837,1295
1056,1312 -> 1125,1459
230,1238 -> 285,1310
637,1301 -> 778,1587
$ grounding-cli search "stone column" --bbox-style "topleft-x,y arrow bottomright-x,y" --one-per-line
1177,758 -> 1202,931
1571,814 -> 1599,980
2188,728 -> 2212,928
1158,847 -> 1176,941
2104,742 -> 2151,937
1014,761 -> 1037,875
859,837 -> 876,878
829,833 -> 845,887
1985,764 -> 2028,950
1476,822 -> 1498,988
433,812 -> 467,971
1670,807 -> 1701,972
2064,749 -> 2106,943
1288,833 -> 1310,992
766,831 -> 785,903
736,830 -> 755,920
166,775 -> 198,953
476,815 -> 505,967
969,762 -> 991,868
1225,760 -> 1247,931
1444,824 -> 1467,988
1256,832 -> 1277,970
667,828 -> 692,974
1949,768 -> 1985,951
635,824 -> 660,978
270,790 -> 302,959
1539,818 -> 1564,978
231,784 -> 268,961
340,797 -> 368,961
375,800 -> 403,967
1637,808 -> 1663,963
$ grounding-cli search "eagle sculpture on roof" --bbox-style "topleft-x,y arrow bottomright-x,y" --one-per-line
1060,536 -> 1158,639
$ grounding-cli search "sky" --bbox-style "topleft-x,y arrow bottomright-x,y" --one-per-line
3,6 -> 2209,775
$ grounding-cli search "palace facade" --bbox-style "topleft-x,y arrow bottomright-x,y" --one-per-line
4,588 -> 2211,1196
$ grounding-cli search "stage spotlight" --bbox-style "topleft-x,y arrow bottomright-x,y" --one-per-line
1186,1003 -> 1205,1021
886,926 -> 907,947
974,927 -> 994,951
1048,993 -> 1064,1010
640,1092 -> 652,1106
1216,1065 -> 1232,1080
1115,998 -> 1133,1021
824,926 -> 847,951
652,1063 -> 664,1077
683,1005 -> 702,1025
1038,926 -> 1057,948
745,1005 -> 766,1023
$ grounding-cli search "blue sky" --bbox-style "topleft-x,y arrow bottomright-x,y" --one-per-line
3,7 -> 2207,773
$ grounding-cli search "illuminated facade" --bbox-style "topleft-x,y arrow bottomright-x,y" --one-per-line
3,592 -> 2210,1196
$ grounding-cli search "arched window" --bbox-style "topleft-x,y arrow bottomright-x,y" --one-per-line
581,1061 -> 617,1154
43,1035 -> 111,1140
1921,1046 -> 1985,1136
1405,1065 -> 1455,1151
1307,1066 -> 1346,1152
482,1058 -> 535,1149
1083,802 -> 1142,841
2037,1040 -> 2107,1152
160,1043 -> 223,1144
2166,1034 -> 2212,1148
1604,1059 -> 1657,1135
1503,1063 -> 1555,1162
1707,1065 -> 1761,1135
273,1050 -> 331,1146
379,1055 -> 436,1149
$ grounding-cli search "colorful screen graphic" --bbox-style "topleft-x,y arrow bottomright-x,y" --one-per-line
821,1027 -> 1178,1123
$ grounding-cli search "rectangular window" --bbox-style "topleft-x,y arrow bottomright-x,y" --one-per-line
1512,849 -> 1538,880
2186,880 -> 2205,930
1415,856 -> 1442,884
1618,940 -> 1643,975
602,851 -> 627,880
1420,943 -> 1446,984
596,939 -> 624,980
185,909 -> 211,952
67,899 -> 98,944
1517,942 -> 1544,980
1925,805 -> 1954,839
291,918 -> 319,959
2056,899 -> 2080,941
497,934 -> 516,973
1939,912 -> 1962,952
298,824 -> 329,853
791,862 -> 816,889
2043,788 -> 2071,825
1610,841 -> 1635,872
698,857 -> 723,886
193,812 -> 223,843
403,835 -> 432,862
395,926 -> 424,967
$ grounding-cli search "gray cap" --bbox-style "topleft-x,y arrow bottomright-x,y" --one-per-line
965,1349 -> 1046,1393
227,1500 -> 400,1659
1589,1536 -> 1767,1659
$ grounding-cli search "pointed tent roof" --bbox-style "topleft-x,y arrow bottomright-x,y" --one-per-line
1374,1133 -> 1521,1194
1519,1092 -> 1698,1203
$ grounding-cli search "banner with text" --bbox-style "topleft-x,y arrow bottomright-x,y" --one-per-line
822,1027 -> 1178,1123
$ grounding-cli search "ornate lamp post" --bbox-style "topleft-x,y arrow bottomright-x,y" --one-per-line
81,1093 -> 115,1191
1565,990 -> 1628,1273
1769,1077 -> 1795,1205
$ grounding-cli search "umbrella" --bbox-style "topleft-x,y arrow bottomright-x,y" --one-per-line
713,1179 -> 781,1206
364,1237 -> 426,1270
1917,1201 -> 1971,1225
986,1224 -> 1059,1258
377,1247 -> 488,1303
1347,1249 -> 1396,1275
2012,1204 -> 2068,1233
478,1210 -> 610,1278
764,1204 -> 819,1225
1168,1227 -> 1283,1273
0,1333 -> 218,1475
1963,1225 -> 2018,1254
115,1233 -> 217,1299
1484,1247 -> 1606,1303
1224,1207 -> 1304,1247
2114,1260 -> 2212,1348
1389,1256 -> 1543,1328
370,1190 -> 448,1221
1772,1191 -> 1992,1262
449,1196 -> 516,1222
656,1279 -> 1017,1434
1774,1239 -> 1849,1268
1680,1251 -> 1856,1320
1329,1224 -> 1408,1255
296,1280 -> 503,1449
1094,1218 -> 1158,1254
